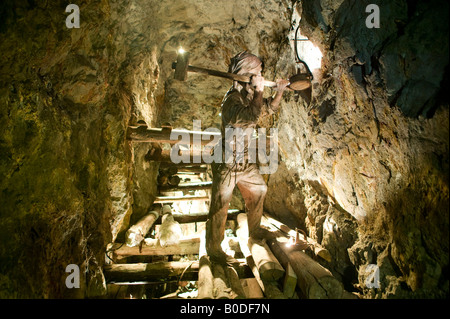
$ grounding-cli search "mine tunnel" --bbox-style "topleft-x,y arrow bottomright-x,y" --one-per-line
0,0 -> 448,301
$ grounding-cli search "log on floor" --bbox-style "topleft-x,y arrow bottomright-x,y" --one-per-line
125,209 -> 160,247
212,262 -> 234,299
158,207 -> 183,247
268,238 -> 343,299
235,216 -> 286,299
240,278 -> 264,299
236,213 -> 285,281
152,150 -> 209,164
154,195 -> 210,204
159,181 -> 212,192
198,230 -> 245,299
248,238 -> 285,281
176,166 -> 208,174
245,255 -> 287,299
283,263 -> 298,299
261,214 -> 331,262
104,261 -> 199,283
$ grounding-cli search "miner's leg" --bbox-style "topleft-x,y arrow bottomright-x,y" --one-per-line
205,164 -> 239,265
237,165 -> 275,241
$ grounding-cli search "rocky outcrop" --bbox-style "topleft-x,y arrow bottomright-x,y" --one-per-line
0,1 -> 131,298
265,0 -> 449,298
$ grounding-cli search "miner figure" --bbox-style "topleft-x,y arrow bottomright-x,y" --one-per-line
205,51 -> 289,265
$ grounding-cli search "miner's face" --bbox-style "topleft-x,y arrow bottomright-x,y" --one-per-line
248,64 -> 262,76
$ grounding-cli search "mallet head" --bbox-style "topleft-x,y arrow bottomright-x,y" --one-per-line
173,50 -> 190,81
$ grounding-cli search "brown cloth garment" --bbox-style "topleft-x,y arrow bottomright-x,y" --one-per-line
205,52 -> 275,265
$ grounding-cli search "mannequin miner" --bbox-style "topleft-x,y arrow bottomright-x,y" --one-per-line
205,51 -> 289,265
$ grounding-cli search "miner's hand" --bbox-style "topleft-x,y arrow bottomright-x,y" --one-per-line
276,79 -> 290,92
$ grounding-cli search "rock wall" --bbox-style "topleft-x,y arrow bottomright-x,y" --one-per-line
0,0 -> 133,298
265,0 -> 449,298
0,0 -> 447,299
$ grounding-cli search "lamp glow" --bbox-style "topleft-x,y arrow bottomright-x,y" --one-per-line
178,47 -> 185,54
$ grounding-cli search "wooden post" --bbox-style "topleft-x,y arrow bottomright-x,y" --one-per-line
150,150 -> 208,164
267,237 -> 343,299
197,231 -> 214,299
125,210 -> 159,247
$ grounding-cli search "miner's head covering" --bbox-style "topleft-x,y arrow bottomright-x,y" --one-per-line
228,51 -> 263,75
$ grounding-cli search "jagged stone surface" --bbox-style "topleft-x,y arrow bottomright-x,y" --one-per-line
265,0 -> 449,298
0,0 -> 448,299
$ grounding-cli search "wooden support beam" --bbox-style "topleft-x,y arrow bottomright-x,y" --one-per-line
149,149 -> 209,164
160,181 -> 211,192
154,209 -> 240,225
127,125 -> 220,145
111,236 -> 201,259
125,210 -> 159,247
129,126 -> 273,157
261,214 -> 332,262
197,231 -> 214,299
198,231 -> 245,299
104,261 -> 199,283
267,237 -> 343,299
154,195 -> 210,204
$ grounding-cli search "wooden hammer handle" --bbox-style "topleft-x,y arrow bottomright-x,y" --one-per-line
173,62 -> 277,87
189,65 -> 277,87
